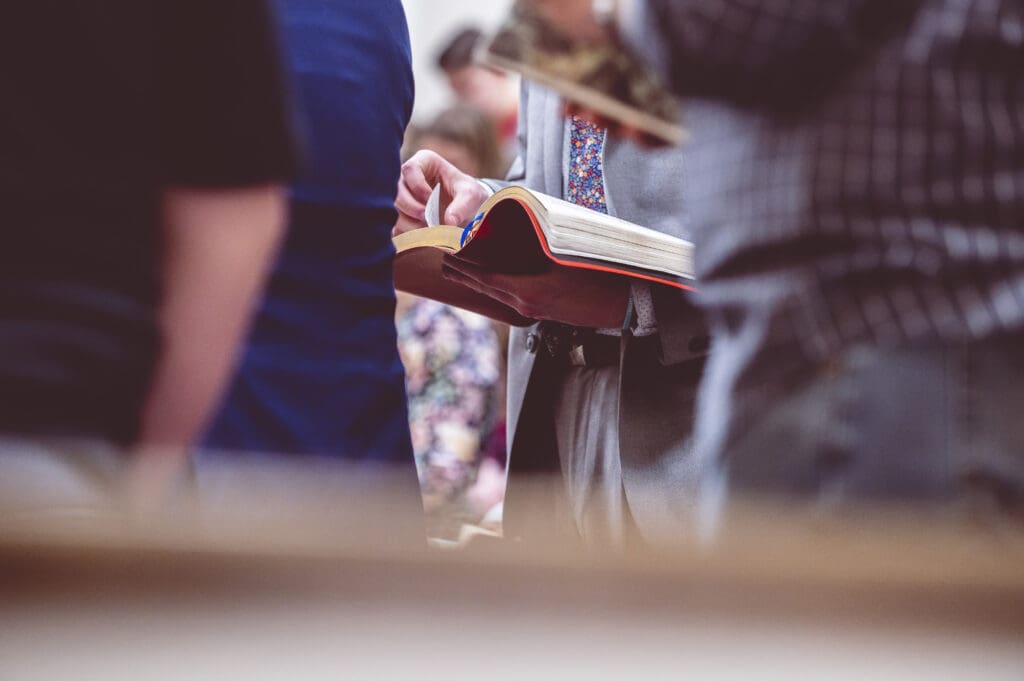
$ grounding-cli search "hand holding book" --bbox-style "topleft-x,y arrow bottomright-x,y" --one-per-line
393,151 -> 645,328
394,150 -> 490,235
442,253 -> 630,329
392,186 -> 695,327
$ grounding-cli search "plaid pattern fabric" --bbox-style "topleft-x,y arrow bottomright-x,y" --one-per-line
645,0 -> 1024,362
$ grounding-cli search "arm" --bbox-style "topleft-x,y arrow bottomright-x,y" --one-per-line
393,151 -> 491,233
137,185 -> 286,447
393,83 -> 533,233
395,82 -> 628,328
528,0 -> 923,107
126,0 -> 294,505
144,0 -> 295,446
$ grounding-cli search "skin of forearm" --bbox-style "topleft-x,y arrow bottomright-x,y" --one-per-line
137,185 -> 287,450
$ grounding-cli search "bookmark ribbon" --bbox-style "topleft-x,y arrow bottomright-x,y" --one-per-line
461,213 -> 485,248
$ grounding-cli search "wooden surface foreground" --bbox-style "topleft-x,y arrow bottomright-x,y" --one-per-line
1,464 -> 1023,680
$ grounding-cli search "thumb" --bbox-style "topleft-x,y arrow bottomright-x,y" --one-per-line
444,195 -> 476,228
441,174 -> 486,227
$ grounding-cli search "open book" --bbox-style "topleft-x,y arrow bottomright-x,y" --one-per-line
392,186 -> 695,326
479,1 -> 686,146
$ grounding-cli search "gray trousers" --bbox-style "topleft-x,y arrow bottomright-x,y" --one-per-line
553,363 -> 629,546
699,329 -> 1024,516
550,345 -> 706,547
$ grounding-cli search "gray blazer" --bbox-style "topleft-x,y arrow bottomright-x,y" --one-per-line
487,83 -> 705,541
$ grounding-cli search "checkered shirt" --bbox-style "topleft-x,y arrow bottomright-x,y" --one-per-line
641,0 -> 1024,363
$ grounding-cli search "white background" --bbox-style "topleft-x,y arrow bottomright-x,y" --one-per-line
403,0 -> 515,123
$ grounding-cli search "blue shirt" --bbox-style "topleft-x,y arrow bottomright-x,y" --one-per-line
204,0 -> 415,465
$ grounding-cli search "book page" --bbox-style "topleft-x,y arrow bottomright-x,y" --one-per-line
528,191 -> 695,279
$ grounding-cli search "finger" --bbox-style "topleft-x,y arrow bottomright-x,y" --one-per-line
441,255 -> 501,287
440,174 -> 488,227
444,188 -> 482,227
442,263 -> 495,293
395,181 -> 427,221
416,150 -> 463,191
400,158 -> 437,204
441,264 -> 523,311
444,254 -> 552,292
442,257 -> 536,310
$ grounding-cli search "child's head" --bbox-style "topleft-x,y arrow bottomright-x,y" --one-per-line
417,106 -> 507,178
436,28 -> 519,132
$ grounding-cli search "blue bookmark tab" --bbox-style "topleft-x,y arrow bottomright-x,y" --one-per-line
460,213 -> 485,248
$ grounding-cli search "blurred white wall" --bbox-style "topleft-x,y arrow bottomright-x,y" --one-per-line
403,0 -> 514,124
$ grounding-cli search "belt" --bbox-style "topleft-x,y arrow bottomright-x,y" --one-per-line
565,333 -> 623,368
526,323 -> 657,368
526,322 -> 710,368
525,323 -> 617,367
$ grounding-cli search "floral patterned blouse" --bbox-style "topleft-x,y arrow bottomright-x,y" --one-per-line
396,298 -> 502,537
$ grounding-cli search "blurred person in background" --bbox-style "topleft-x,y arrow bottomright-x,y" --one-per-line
437,28 -> 521,157
527,0 -> 1024,523
397,107 -> 508,539
203,0 -> 423,520
0,1 -> 295,511
396,88 -> 708,546
415,106 -> 510,180
396,295 -> 504,538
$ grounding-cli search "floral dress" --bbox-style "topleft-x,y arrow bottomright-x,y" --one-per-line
396,298 -> 502,537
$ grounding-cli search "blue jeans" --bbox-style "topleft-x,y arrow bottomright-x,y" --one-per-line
699,329 -> 1024,513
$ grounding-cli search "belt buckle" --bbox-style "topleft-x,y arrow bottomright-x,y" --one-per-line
532,322 -> 575,359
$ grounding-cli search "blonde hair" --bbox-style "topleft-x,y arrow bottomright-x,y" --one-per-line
421,106 -> 509,179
